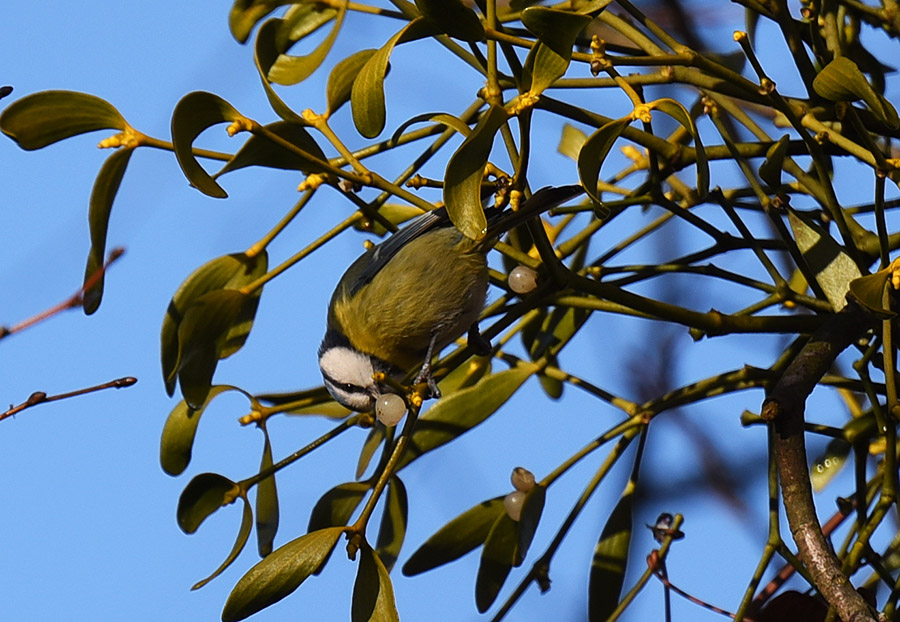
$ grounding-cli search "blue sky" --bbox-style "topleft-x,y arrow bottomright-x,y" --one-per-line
2,2 -> 896,621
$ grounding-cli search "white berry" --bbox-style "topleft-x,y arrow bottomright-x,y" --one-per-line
510,467 -> 536,492
504,491 -> 526,521
375,394 -> 406,426
508,265 -> 538,294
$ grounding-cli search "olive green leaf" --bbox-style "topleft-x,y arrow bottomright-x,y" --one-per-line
521,7 -> 592,96
758,134 -> 790,189
516,484 -> 546,564
376,477 -> 408,572
161,252 -> 268,398
266,3 -> 345,86
414,0 -> 484,42
403,496 -> 505,576
811,437 -> 852,492
327,49 -> 377,115
229,0 -> 292,43
256,423 -> 280,557
787,210 -> 861,311
351,17 -> 437,138
588,491 -> 633,622
215,120 -> 327,178
177,472 -> 242,534
476,513 -> 519,612
255,386 -> 351,418
357,425 -> 385,479
0,90 -> 127,150
443,105 -> 509,240
171,91 -> 245,198
82,146 -> 135,314
849,269 -> 896,318
398,362 -> 536,469
222,527 -> 345,622
389,111 -> 471,147
813,56 -> 899,129
557,123 -> 587,161
577,116 -> 631,211
352,545 -> 400,622
524,306 -> 591,399
254,19 -> 305,122
651,98 -> 709,199
308,481 -> 372,532
193,490 -> 255,591
437,355 -> 492,395
160,385 -> 246,476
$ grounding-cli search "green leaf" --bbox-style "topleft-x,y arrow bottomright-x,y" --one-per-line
813,56 -> 899,129
82,146 -> 135,314
849,270 -> 895,318
266,4 -> 345,86
414,0 -> 484,42
352,545 -> 400,622
398,363 -> 535,469
256,423 -> 279,557
327,49 -> 378,115
403,496 -> 505,576
351,17 -> 436,138
521,7 -> 592,95
476,513 -> 518,612
215,120 -> 327,178
254,19 -> 305,122
651,98 -> 709,199
308,481 -> 371,532
787,210 -> 862,311
175,289 -> 255,409
353,203 -> 426,237
161,252 -> 268,398
170,91 -> 245,198
229,0 -> 292,43
357,425 -> 386,479
588,492 -> 633,622
811,437 -> 852,492
443,105 -> 509,240
376,477 -> 408,572
388,111 -> 471,147
516,484 -> 545,564
0,90 -> 126,150
177,473 -> 242,534
222,527 -> 344,622
437,355 -> 492,395
160,385 -> 242,476
557,123 -> 587,161
758,134 -> 790,189
577,117 -> 631,212
192,494 -> 254,590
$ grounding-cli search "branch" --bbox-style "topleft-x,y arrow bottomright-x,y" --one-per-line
1,376 -> 137,423
762,302 -> 882,622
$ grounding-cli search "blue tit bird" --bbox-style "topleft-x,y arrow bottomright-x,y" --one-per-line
318,184 -> 583,412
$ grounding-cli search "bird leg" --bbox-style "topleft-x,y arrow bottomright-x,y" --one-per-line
467,323 -> 492,356
414,332 -> 442,399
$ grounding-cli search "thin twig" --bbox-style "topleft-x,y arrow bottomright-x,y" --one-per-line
1,376 -> 137,422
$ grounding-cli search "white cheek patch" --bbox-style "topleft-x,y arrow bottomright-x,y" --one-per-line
319,347 -> 376,389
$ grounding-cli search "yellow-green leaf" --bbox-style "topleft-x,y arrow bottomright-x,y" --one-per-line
357,425 -> 386,479
849,270 -> 895,318
398,363 -> 535,469
327,49 -> 377,115
577,117 -> 631,211
192,495 -> 255,590
476,513 -> 518,612
651,98 -> 709,199
160,385 -> 244,476
170,91 -> 244,198
82,146 -> 135,314
557,123 -> 587,161
308,481 -> 371,532
215,120 -> 327,178
266,4 -> 345,86
758,134 -> 790,189
588,492 -> 633,621
521,7 -> 592,95
376,477 -> 408,572
177,473 -> 241,534
222,527 -> 344,622
254,19 -> 305,122
352,545 -> 400,622
414,0 -> 484,42
403,496 -> 504,576
388,111 -> 471,147
787,210 -> 861,311
516,484 -> 545,564
229,0 -> 291,43
256,423 -> 279,557
0,90 -> 126,150
813,56 -> 899,129
443,105 -> 509,240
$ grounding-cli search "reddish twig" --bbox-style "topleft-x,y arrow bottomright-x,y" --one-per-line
1,376 -> 137,422
0,246 -> 125,341
649,551 -> 752,621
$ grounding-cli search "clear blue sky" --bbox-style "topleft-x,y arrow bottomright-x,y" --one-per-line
2,2 -> 892,621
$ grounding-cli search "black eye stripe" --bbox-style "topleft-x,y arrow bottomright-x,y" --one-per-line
322,371 -> 368,394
